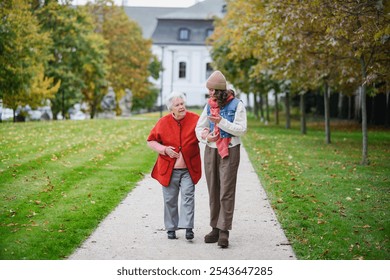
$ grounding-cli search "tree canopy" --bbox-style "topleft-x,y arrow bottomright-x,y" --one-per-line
0,0 -> 55,120
209,0 -> 389,164
85,0 -> 158,112
1,0 -> 159,120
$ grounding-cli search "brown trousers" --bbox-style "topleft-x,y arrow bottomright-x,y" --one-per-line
204,144 -> 240,231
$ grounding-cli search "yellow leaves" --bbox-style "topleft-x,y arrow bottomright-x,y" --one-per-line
354,224 -> 371,229
96,4 -> 152,95
90,153 -> 105,163
9,209 -> 17,217
31,69 -> 61,99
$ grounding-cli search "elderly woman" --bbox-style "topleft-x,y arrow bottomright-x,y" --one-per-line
147,91 -> 201,240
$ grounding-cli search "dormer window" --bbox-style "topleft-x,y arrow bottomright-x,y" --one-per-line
178,28 -> 190,41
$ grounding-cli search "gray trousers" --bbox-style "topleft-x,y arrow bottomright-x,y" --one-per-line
162,169 -> 195,231
204,145 -> 240,231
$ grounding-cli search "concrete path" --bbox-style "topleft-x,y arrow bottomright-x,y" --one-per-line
69,144 -> 296,260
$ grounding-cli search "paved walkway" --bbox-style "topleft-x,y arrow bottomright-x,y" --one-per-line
69,144 -> 296,260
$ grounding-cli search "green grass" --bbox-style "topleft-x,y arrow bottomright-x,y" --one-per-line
243,116 -> 390,260
1,113 -> 389,260
0,115 -> 159,259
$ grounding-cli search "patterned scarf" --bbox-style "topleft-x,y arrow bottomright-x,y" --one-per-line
208,94 -> 234,158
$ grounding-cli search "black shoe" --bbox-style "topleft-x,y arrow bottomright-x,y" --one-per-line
204,228 -> 219,243
186,229 -> 194,240
218,230 -> 229,248
167,231 -> 176,239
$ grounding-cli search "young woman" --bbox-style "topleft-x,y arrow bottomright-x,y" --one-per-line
196,71 -> 247,248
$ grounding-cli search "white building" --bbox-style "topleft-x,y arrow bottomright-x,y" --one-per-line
124,0 -> 226,107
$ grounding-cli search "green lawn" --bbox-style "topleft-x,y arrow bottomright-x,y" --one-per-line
0,114 -> 389,260
0,116 -> 157,259
243,117 -> 390,260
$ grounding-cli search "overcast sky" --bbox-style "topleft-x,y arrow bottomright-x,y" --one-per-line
71,0 -> 205,7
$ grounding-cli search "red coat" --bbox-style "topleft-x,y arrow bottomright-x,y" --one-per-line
147,111 -> 201,187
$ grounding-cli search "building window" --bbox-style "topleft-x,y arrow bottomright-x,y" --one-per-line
206,28 -> 214,38
206,63 -> 213,79
178,28 -> 190,41
179,62 -> 186,78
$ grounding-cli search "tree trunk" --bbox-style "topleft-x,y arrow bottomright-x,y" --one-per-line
300,93 -> 307,134
274,91 -> 279,125
259,92 -> 264,122
337,92 -> 343,119
265,92 -> 270,124
254,92 -> 259,120
62,91 -> 66,120
360,56 -> 369,165
355,89 -> 361,122
247,93 -> 251,114
285,91 -> 291,129
90,101 -> 96,119
324,81 -> 331,144
386,84 -> 389,127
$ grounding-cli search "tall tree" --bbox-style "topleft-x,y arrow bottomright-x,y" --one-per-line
312,0 -> 389,163
36,1 -> 101,119
85,0 -> 157,113
0,0 -> 53,122
79,32 -> 108,119
212,0 -> 389,164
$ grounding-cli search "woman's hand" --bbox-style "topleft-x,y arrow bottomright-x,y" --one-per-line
201,128 -> 210,140
206,131 -> 219,143
165,146 -> 179,158
208,115 -> 222,124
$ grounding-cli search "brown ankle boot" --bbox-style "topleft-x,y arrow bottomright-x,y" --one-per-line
218,230 -> 229,248
204,228 -> 219,243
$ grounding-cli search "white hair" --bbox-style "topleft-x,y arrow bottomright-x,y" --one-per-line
165,91 -> 187,111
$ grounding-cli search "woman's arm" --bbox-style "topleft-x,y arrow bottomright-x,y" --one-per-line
217,102 -> 247,137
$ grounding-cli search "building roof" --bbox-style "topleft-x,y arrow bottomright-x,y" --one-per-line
151,0 -> 226,46
123,7 -> 184,38
158,0 -> 226,20
123,0 -> 225,40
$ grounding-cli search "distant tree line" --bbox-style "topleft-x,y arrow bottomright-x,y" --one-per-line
0,0 -> 161,121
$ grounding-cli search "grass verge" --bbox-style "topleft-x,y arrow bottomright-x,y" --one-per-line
0,116 -> 158,259
243,116 -> 389,259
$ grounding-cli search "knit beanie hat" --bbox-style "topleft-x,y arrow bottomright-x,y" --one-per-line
206,70 -> 227,90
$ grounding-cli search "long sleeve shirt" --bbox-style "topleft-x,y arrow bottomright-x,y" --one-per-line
195,101 -> 247,148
